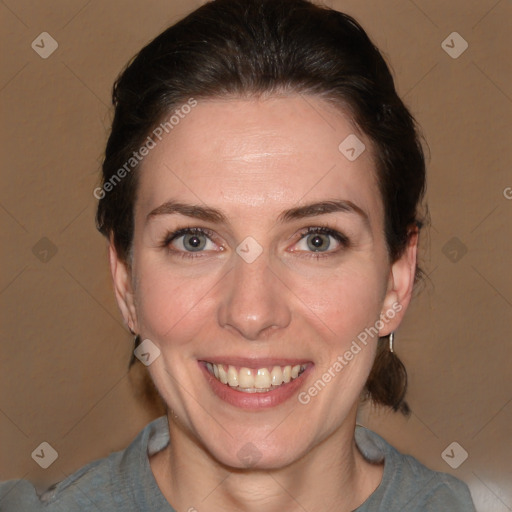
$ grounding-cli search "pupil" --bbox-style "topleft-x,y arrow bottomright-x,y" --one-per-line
185,234 -> 205,251
308,234 -> 329,251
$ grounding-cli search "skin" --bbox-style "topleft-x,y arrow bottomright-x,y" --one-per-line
110,95 -> 418,512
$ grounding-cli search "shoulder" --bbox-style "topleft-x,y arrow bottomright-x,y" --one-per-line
0,455 -> 113,511
0,417 -> 169,512
355,425 -> 477,511
0,449 -> 120,511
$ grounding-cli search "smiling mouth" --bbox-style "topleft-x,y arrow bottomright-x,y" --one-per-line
203,362 -> 308,393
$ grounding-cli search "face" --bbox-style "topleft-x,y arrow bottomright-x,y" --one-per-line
112,95 -> 416,469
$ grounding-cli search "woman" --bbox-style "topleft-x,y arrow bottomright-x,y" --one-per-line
0,0 -> 476,510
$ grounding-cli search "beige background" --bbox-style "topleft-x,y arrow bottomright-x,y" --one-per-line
1,0 -> 511,510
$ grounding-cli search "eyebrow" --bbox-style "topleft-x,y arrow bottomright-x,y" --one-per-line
146,199 -> 371,230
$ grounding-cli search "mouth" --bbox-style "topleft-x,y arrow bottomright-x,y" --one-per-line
198,359 -> 313,409
204,362 -> 308,393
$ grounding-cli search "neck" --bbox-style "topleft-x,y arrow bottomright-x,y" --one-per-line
149,407 -> 383,512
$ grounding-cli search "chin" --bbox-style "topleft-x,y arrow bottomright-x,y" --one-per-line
206,434 -> 311,472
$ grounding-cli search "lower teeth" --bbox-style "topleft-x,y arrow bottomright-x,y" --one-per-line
235,385 -> 282,393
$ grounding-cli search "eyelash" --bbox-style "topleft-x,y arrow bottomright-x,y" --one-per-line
295,226 -> 350,259
161,226 -> 350,260
162,227 -> 217,260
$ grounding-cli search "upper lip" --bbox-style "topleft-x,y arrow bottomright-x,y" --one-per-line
200,357 -> 313,368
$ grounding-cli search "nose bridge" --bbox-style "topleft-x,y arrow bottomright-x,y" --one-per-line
217,251 -> 291,340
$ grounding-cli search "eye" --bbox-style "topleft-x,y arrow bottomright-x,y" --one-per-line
293,226 -> 349,255
163,227 -> 218,257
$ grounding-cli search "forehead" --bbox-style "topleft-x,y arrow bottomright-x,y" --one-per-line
136,95 -> 382,224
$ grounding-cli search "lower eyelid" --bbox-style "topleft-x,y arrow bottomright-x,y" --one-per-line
291,241 -> 346,256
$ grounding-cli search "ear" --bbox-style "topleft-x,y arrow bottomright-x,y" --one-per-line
109,241 -> 139,334
378,227 -> 419,337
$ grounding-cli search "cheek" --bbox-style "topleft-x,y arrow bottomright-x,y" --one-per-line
290,263 -> 384,341
134,260 -> 218,346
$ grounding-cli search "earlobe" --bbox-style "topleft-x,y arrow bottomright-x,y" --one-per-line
379,228 -> 419,336
108,242 -> 138,334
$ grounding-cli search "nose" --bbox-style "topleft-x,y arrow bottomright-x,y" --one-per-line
217,253 -> 292,341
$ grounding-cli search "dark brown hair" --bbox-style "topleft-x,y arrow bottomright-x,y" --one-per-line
96,0 -> 427,415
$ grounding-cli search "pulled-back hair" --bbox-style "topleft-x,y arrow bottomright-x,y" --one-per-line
96,0 -> 427,415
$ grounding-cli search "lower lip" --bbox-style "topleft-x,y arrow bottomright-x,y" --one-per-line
198,361 -> 313,410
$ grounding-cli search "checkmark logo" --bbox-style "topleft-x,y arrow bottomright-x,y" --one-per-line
237,442 -> 262,467
339,134 -> 365,161
31,32 -> 58,59
31,442 -> 58,469
32,237 -> 58,263
442,236 -> 468,263
441,32 -> 468,59
134,338 -> 161,366
442,441 -> 468,469
236,236 -> 263,263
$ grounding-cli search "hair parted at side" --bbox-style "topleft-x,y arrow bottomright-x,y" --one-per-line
96,0 -> 427,415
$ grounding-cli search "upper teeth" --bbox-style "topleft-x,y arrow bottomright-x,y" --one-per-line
206,363 -> 306,390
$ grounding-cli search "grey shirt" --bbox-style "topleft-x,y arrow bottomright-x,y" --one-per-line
0,416 -> 476,511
